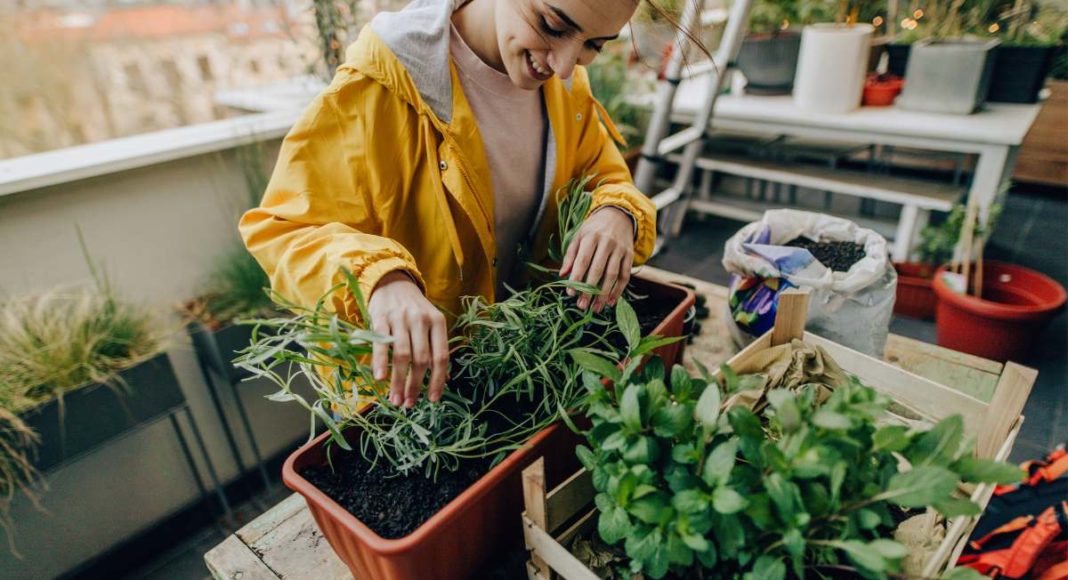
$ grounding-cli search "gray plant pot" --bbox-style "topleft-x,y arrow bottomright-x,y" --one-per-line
20,353 -> 186,473
188,320 -> 259,382
897,38 -> 1000,114
736,31 -> 802,94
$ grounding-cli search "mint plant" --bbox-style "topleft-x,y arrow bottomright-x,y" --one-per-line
571,351 -> 1023,579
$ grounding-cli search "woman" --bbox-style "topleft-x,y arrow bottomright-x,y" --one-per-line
240,0 -> 657,410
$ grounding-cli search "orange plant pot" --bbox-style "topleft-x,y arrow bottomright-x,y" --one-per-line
863,73 -> 904,107
893,262 -> 938,320
283,276 -> 695,580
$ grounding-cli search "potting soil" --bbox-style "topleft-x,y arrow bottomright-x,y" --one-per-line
299,288 -> 677,539
784,237 -> 866,272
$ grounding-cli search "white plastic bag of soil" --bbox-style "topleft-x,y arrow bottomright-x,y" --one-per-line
722,209 -> 897,357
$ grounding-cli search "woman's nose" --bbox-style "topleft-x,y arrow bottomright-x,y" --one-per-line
547,44 -> 581,80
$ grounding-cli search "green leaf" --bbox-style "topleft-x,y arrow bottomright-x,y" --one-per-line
602,430 -> 627,451
681,529 -> 710,552
634,334 -> 685,357
695,540 -> 718,567
765,473 -> 796,519
909,415 -> 965,467
672,489 -> 707,515
837,540 -> 887,574
868,539 -> 909,560
629,493 -> 669,524
652,403 -> 692,438
671,364 -> 695,400
665,531 -> 693,567
575,445 -> 597,471
598,506 -> 631,544
672,442 -> 697,464
624,527 -> 658,564
633,484 -> 658,500
621,384 -> 643,431
812,409 -> 852,431
749,555 -> 786,580
953,457 -> 1025,485
623,436 -> 659,464
857,508 -> 882,530
886,466 -> 959,507
695,383 -> 722,431
873,425 -> 912,453
616,297 -> 641,351
569,349 -> 620,383
712,486 -> 748,514
934,497 -> 982,518
702,439 -> 739,487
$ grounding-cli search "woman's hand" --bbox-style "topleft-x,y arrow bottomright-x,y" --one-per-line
559,206 -> 635,312
367,271 -> 449,408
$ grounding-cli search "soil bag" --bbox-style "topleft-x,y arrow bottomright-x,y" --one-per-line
723,209 -> 897,357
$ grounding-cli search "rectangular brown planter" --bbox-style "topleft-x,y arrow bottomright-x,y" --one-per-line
282,275 -> 695,580
893,262 -> 938,320
19,353 -> 185,473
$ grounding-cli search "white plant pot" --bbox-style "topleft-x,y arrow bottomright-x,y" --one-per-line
793,23 -> 874,114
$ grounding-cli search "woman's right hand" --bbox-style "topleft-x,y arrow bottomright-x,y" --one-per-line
367,271 -> 449,407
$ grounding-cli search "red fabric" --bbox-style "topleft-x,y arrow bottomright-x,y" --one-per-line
960,503 -> 1068,578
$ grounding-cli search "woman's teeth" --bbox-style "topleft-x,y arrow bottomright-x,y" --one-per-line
528,52 -> 551,77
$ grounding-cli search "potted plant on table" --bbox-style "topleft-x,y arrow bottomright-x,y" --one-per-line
895,0 -> 1002,114
735,0 -> 830,95
0,262 -> 177,553
793,0 -> 878,113
985,0 -> 1067,103
236,181 -> 696,580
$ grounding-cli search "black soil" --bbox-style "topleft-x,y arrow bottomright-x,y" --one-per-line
300,285 -> 679,539
785,237 -> 866,272
302,450 -> 491,539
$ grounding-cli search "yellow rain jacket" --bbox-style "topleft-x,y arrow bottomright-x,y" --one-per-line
239,0 -> 656,321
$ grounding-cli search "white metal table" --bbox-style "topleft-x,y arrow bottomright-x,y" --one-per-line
653,86 -> 1042,260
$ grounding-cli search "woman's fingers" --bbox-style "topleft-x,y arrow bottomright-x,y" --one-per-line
405,316 -> 431,408
595,249 -> 624,312
428,314 -> 449,403
582,241 -> 613,310
388,321 -> 411,407
609,252 -> 632,307
371,316 -> 391,382
567,236 -> 596,300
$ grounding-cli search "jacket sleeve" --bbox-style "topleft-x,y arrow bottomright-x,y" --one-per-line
238,75 -> 425,322
572,70 -> 657,265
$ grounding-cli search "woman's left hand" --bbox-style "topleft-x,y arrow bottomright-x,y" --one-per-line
559,206 -> 635,313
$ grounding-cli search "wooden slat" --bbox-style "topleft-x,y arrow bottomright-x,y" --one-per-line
884,335 -> 1002,403
523,516 -> 601,580
247,507 -> 352,580
545,469 -> 594,533
978,363 -> 1037,460
523,458 -> 551,579
804,333 -> 988,433
204,535 -> 279,580
556,508 -> 598,548
237,493 -> 308,545
771,289 -> 810,347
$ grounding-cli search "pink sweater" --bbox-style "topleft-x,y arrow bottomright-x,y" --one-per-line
449,23 -> 546,292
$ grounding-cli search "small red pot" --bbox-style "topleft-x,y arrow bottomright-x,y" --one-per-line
893,262 -> 938,320
933,262 -> 1067,362
283,275 -> 696,579
863,73 -> 904,107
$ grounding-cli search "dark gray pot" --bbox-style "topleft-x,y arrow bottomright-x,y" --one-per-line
988,45 -> 1056,103
736,31 -> 803,95
897,38 -> 1000,114
20,353 -> 185,473
188,321 -> 258,382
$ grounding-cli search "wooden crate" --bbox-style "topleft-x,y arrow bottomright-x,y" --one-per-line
521,289 -> 1036,580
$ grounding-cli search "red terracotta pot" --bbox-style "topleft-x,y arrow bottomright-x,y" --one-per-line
893,262 -> 938,320
283,275 -> 696,580
863,73 -> 904,107
933,262 -> 1067,362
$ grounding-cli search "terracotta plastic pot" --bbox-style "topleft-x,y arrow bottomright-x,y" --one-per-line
893,262 -> 937,320
863,74 -> 904,107
933,262 -> 1067,362
283,275 -> 695,579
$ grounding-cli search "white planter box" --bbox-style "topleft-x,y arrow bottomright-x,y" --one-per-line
793,23 -> 874,114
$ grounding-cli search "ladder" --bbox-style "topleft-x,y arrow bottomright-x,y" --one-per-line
632,0 -> 753,251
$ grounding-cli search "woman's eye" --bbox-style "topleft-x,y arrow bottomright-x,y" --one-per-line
587,42 -> 604,53
539,15 -> 567,38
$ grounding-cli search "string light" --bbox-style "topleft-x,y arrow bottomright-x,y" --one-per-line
913,9 -> 924,19
781,19 -> 790,30
873,16 -> 884,26
988,23 -> 1000,33
901,18 -> 919,30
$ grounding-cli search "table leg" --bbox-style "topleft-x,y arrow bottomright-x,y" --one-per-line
968,145 -> 1016,221
893,205 -> 929,262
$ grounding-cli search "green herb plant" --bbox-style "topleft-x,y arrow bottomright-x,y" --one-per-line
570,351 -> 1023,579
917,202 -> 1003,268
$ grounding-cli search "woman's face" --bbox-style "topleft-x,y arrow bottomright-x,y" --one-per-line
496,0 -> 637,90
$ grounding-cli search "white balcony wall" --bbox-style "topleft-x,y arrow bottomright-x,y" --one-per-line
0,113 -> 311,579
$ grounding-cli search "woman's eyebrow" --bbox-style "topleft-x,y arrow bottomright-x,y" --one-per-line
546,4 -> 620,41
